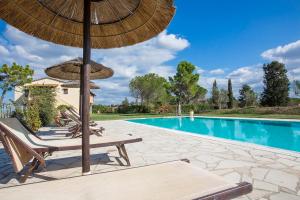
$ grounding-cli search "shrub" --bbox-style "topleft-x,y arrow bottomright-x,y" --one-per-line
221,106 -> 300,115
24,103 -> 42,131
181,104 -> 196,113
28,86 -> 56,126
92,105 -> 115,113
194,103 -> 211,113
117,105 -> 150,114
156,104 -> 176,114
57,104 -> 72,113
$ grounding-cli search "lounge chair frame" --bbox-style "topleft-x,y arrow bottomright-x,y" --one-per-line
61,110 -> 104,138
0,120 -> 141,183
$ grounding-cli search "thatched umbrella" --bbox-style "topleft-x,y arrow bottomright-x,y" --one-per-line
62,81 -> 100,89
45,57 -> 108,117
0,0 -> 175,174
45,57 -> 113,80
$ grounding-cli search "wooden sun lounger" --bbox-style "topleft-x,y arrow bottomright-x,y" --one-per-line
67,107 -> 97,126
0,160 -> 252,200
0,118 -> 142,183
61,110 -> 104,138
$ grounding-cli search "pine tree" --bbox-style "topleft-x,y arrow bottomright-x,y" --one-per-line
212,80 -> 220,109
227,79 -> 233,109
260,61 -> 289,106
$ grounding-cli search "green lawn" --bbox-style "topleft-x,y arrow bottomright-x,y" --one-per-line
91,113 -> 174,121
91,113 -> 300,121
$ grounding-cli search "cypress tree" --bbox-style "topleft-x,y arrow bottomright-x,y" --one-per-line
212,80 -> 220,109
227,79 -> 233,109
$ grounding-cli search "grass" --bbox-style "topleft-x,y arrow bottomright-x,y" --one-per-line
91,112 -> 300,121
91,113 -> 174,121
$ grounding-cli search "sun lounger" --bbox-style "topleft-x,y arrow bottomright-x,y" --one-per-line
0,159 -> 252,200
0,118 -> 142,183
66,107 -> 97,126
54,114 -> 72,127
61,110 -> 104,138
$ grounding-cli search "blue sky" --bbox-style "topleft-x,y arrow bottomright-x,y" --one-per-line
0,0 -> 300,104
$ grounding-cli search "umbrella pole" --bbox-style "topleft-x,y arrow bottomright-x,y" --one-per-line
82,0 -> 91,174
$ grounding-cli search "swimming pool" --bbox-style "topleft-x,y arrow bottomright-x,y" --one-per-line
128,117 -> 300,152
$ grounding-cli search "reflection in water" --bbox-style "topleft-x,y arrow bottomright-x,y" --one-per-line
190,116 -> 195,122
129,117 -> 300,152
178,117 -> 182,128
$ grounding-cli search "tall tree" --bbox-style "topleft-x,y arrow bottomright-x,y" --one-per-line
260,61 -> 289,106
129,73 -> 169,106
211,80 -> 220,109
168,61 -> 200,114
227,79 -> 234,109
238,84 -> 257,107
122,97 -> 129,107
0,63 -> 34,105
191,85 -> 207,104
219,89 -> 229,109
294,80 -> 300,96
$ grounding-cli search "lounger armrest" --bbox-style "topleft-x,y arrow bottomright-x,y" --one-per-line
197,182 -> 252,200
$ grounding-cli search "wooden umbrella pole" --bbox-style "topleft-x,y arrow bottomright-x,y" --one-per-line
80,67 -> 83,119
82,0 -> 91,174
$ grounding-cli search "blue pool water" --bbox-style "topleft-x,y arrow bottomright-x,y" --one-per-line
128,117 -> 300,152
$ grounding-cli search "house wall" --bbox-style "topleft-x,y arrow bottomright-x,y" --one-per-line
14,78 -> 82,111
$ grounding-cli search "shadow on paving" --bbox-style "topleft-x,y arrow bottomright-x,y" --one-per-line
0,149 -> 128,185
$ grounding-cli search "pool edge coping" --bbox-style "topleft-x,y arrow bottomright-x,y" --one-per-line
123,119 -> 300,158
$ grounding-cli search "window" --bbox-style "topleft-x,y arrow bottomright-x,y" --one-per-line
24,89 -> 29,97
63,88 -> 68,94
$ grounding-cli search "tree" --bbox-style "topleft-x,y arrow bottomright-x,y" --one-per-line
122,97 -> 129,107
168,61 -> 201,114
191,85 -> 207,104
238,84 -> 257,107
260,61 -> 289,106
227,79 -> 234,108
294,80 -> 300,96
211,80 -> 220,109
129,73 -> 169,106
219,89 -> 229,109
0,63 -> 34,105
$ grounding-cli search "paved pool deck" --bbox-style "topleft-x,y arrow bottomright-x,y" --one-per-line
1,120 -> 300,200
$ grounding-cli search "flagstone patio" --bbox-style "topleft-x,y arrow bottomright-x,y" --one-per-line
1,120 -> 300,200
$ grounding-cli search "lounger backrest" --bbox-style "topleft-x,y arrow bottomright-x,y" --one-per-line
64,110 -> 81,124
0,118 -> 45,172
68,107 -> 80,119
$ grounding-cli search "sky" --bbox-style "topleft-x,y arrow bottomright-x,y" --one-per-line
0,0 -> 300,104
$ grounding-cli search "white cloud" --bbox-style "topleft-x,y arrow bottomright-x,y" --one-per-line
261,40 -> 300,86
198,64 -> 263,97
196,66 -> 205,75
0,45 -> 9,56
157,31 -> 190,51
0,24 -> 189,104
209,69 -> 225,75
261,40 -> 300,65
15,45 -> 43,62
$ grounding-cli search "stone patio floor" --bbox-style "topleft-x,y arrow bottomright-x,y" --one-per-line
1,120 -> 300,200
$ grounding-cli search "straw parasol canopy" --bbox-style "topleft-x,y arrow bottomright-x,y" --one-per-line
1,0 -> 175,174
62,81 -> 100,89
0,0 -> 175,49
45,57 -> 113,80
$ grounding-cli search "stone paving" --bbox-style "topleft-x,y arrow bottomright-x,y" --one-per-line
1,120 -> 300,200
